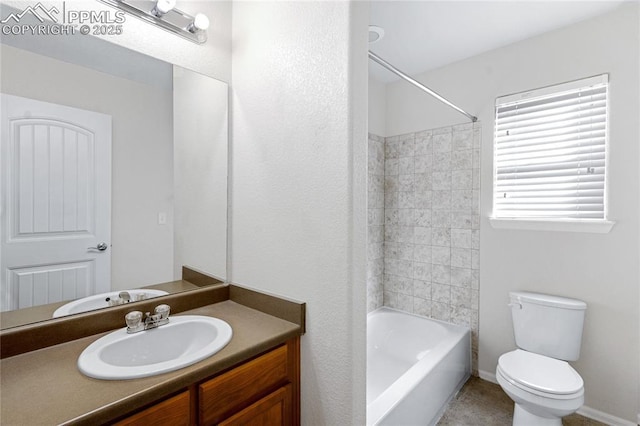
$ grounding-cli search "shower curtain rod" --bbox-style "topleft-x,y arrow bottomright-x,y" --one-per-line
368,51 -> 477,123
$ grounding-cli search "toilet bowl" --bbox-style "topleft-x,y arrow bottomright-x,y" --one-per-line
497,350 -> 584,426
496,292 -> 587,426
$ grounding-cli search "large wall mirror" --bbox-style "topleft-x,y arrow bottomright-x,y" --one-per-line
0,19 -> 228,329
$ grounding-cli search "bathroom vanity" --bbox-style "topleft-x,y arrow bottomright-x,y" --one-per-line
0,284 -> 305,425
118,338 -> 298,425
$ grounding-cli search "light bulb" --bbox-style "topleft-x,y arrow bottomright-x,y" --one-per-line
152,0 -> 175,16
189,13 -> 209,32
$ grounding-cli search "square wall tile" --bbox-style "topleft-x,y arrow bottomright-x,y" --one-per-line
451,149 -> 473,170
451,229 -> 472,248
451,267 -> 472,287
399,157 -> 414,175
415,190 -> 432,209
384,191 -> 399,208
413,280 -> 431,299
385,140 -> 400,159
451,248 -> 472,268
414,209 -> 432,227
398,209 -> 414,226
433,152 -> 451,171
384,175 -> 399,193
432,283 -> 451,303
414,227 -> 432,245
432,171 -> 452,190
433,191 -> 451,210
413,297 -> 432,317
432,228 -> 451,247
432,265 -> 451,284
452,169 -> 473,190
413,262 -> 432,281
415,134 -> 433,155
451,190 -> 473,210
451,306 -> 472,327
452,129 -> 473,151
399,174 -> 415,192
415,173 -> 432,192
398,192 -> 415,208
432,301 -> 450,321
398,135 -> 415,157
451,286 -> 472,308
397,226 -> 414,243
433,132 -> 452,152
451,212 -> 472,229
413,244 -> 432,263
415,155 -> 432,173
432,211 -> 452,228
432,247 -> 451,265
385,158 -> 399,175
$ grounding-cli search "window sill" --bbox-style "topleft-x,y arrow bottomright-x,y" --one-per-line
489,218 -> 615,234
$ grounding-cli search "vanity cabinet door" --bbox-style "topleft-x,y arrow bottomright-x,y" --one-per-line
199,345 -> 289,425
115,390 -> 191,426
218,385 -> 291,426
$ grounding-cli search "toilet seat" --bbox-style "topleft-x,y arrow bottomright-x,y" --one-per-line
498,350 -> 584,399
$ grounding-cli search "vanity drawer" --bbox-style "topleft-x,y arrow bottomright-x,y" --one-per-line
115,390 -> 190,426
219,384 -> 292,426
199,344 -> 289,424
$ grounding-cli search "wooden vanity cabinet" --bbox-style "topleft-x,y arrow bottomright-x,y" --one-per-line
117,337 -> 300,426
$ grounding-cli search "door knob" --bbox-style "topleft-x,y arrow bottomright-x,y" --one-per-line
88,242 -> 108,251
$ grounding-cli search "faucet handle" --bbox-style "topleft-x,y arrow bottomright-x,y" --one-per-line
125,311 -> 143,329
154,304 -> 171,320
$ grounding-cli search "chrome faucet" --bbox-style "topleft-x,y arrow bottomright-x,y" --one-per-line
125,304 -> 171,334
106,291 -> 142,307
119,291 -> 131,302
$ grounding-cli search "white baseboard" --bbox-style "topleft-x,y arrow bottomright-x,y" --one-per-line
477,370 -> 637,426
575,406 -> 637,426
478,369 -> 497,384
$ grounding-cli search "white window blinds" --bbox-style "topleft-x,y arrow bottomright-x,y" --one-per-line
493,74 -> 609,220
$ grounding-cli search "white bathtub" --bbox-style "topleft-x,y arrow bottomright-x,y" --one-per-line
367,307 -> 471,426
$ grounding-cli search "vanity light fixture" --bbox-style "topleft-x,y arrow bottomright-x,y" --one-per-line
187,13 -> 210,33
98,0 -> 209,44
151,0 -> 176,17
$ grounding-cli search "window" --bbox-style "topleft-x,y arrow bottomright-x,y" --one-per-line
492,75 -> 611,231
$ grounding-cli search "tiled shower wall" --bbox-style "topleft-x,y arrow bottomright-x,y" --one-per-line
367,134 -> 385,312
366,123 -> 481,372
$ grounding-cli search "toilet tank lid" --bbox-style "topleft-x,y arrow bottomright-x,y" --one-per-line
510,292 -> 587,310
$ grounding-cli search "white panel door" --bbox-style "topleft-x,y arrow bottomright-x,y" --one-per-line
0,94 -> 111,312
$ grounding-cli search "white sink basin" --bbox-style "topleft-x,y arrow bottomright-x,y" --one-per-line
78,315 -> 232,380
53,289 -> 169,318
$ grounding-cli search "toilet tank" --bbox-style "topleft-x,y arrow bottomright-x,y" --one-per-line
510,291 -> 587,361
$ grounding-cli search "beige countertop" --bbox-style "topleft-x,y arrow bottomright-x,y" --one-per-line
0,300 -> 301,425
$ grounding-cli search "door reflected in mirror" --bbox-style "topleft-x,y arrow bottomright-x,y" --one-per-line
0,29 -> 228,328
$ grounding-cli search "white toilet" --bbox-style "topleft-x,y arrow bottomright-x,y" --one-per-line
496,291 -> 587,426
